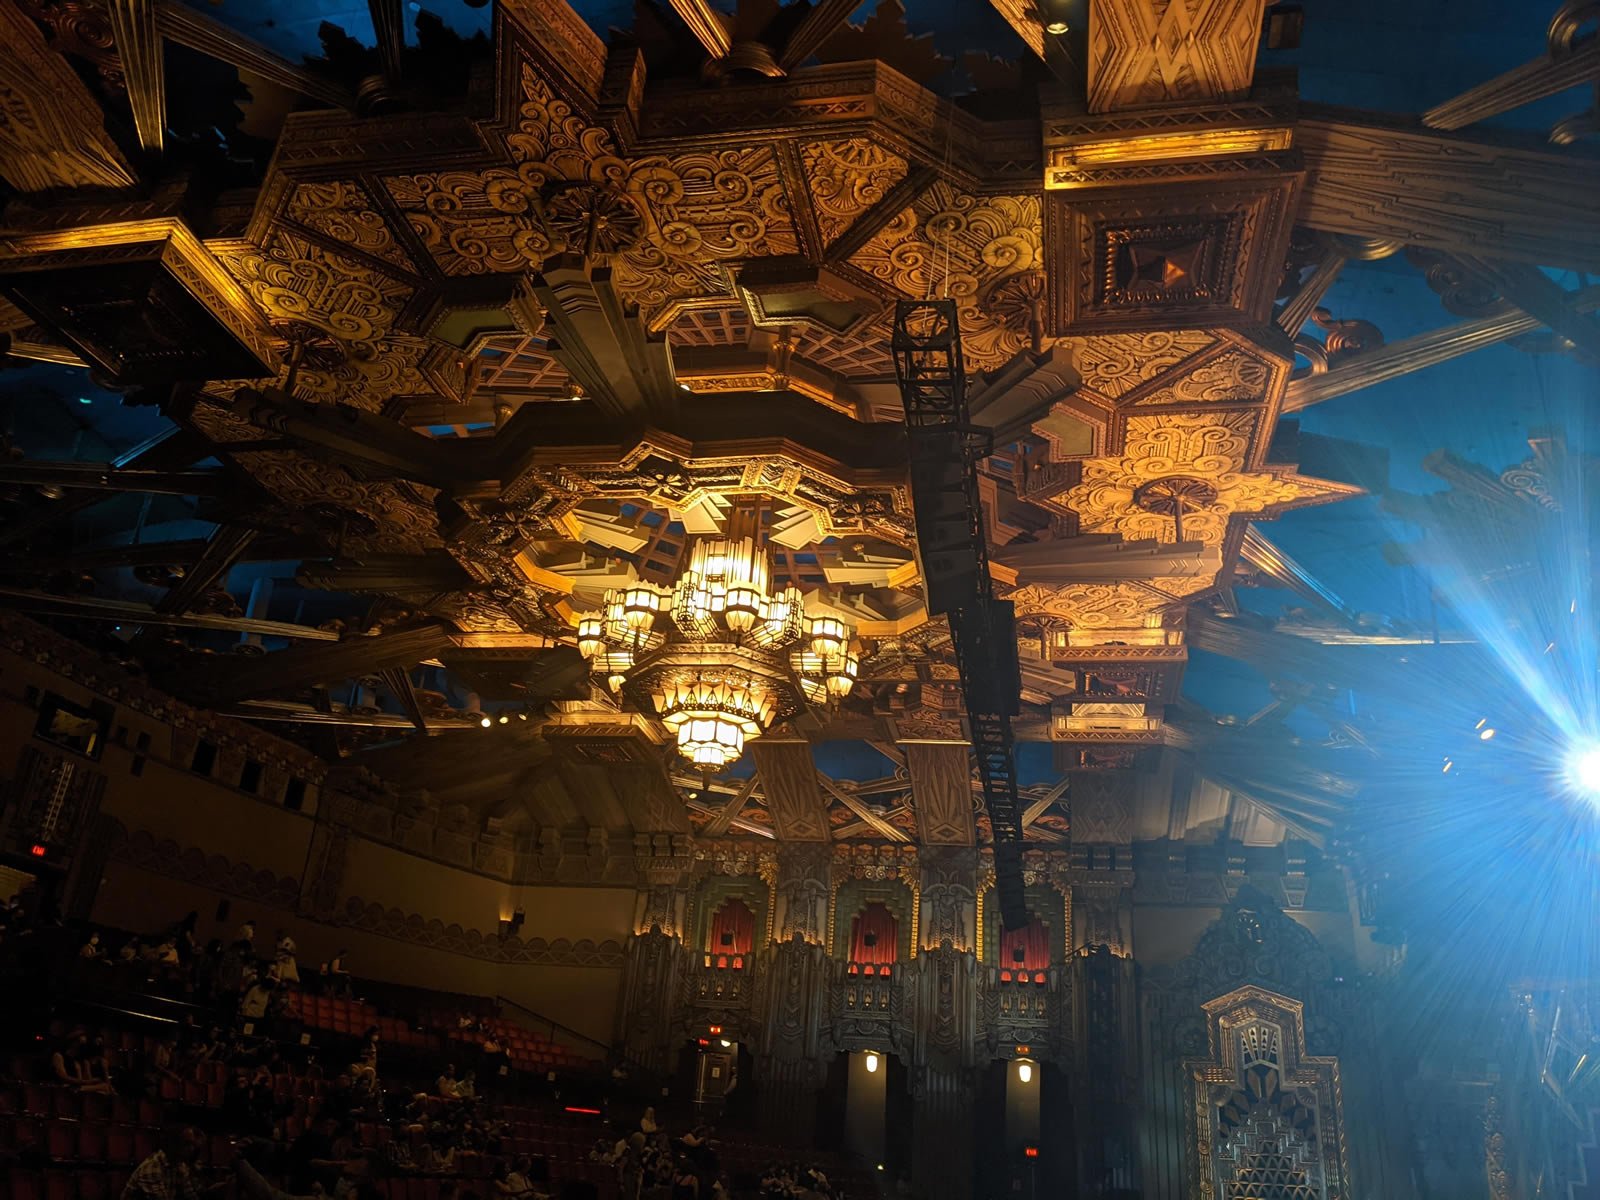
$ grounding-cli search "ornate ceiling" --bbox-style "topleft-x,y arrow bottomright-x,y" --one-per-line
0,0 -> 1595,852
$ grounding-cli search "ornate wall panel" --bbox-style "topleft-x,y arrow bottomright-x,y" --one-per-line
1186,986 -> 1350,1200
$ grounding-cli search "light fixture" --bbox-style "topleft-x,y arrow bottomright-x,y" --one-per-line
865,1051 -> 880,1073
1479,727 -> 1496,741
479,715 -> 492,728
719,1038 -> 732,1048
1017,1060 -> 1033,1084
577,617 -> 605,659
1044,19 -> 1068,34
575,527 -> 859,767
1569,744 -> 1600,795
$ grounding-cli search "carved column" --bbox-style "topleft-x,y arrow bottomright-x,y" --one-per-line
772,842 -> 831,944
751,933 -> 832,1145
1068,769 -> 1139,1197
616,926 -> 690,1076
918,846 -> 978,953
614,843 -> 695,1074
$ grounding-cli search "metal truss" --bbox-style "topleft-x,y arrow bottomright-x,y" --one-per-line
893,298 -> 1034,930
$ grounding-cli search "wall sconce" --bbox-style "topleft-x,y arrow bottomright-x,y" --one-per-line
499,907 -> 526,940
1016,1060 -> 1034,1084
865,1051 -> 880,1074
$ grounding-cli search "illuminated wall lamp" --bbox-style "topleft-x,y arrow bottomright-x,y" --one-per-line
865,1051 -> 880,1074
1016,1060 -> 1034,1084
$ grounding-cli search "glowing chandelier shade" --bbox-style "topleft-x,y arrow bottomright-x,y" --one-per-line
575,533 -> 860,767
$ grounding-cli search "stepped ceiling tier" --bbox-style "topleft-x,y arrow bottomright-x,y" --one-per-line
0,0 -> 1596,851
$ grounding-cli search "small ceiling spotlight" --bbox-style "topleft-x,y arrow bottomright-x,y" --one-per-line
479,715 -> 492,728
1040,0 -> 1071,35
498,714 -> 510,724
1479,727 -> 1496,741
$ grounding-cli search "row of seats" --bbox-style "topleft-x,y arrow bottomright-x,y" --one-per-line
6,1166 -> 128,1200
1,1085 -> 160,1126
0,1116 -> 236,1169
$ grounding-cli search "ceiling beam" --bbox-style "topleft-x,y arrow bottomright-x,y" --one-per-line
1297,109 -> 1600,271
168,622 -> 456,704
1276,242 -> 1348,337
154,0 -> 356,108
107,0 -> 165,157
778,0 -> 859,71
1020,777 -> 1070,829
155,523 -> 259,615
0,461 -> 233,497
1423,36 -> 1600,132
225,700 -> 475,731
0,587 -> 339,640
368,0 -> 406,83
699,773 -> 763,838
1447,254 -> 1600,360
378,666 -> 430,732
816,771 -> 910,842
825,165 -> 937,265
668,0 -> 732,58
1283,308 -> 1542,412
1238,525 -> 1352,622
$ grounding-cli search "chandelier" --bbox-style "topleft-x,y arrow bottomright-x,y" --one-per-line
574,534 -> 860,767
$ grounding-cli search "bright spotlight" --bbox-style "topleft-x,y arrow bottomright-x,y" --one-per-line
1570,745 -> 1600,795
864,1052 -> 879,1073
1017,1060 -> 1033,1084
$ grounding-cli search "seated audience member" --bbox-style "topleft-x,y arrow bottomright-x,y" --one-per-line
80,931 -> 104,959
495,1158 -> 541,1200
122,1124 -> 224,1200
640,1106 -> 660,1134
437,1062 -> 461,1099
52,1030 -> 116,1095
234,919 -> 257,954
274,929 -> 300,985
328,948 -> 352,995
286,1114 -> 344,1195
458,1069 -> 478,1101
239,977 -> 276,1021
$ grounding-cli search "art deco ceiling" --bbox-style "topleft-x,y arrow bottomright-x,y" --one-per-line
0,0 -> 1595,853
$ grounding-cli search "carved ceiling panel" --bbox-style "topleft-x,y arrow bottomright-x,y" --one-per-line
800,138 -> 911,248
1063,328 -> 1218,401
1049,411 -> 1358,551
848,181 -> 1042,370
0,0 -> 135,193
1086,0 -> 1268,114
285,181 -> 419,274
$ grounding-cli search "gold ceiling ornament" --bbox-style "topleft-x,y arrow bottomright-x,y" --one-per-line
800,137 -> 911,247
1053,411 -> 1360,550
576,531 -> 860,768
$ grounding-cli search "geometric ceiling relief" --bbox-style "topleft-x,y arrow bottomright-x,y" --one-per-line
1186,986 -> 1350,1200
5,0 -> 1587,874
800,139 -> 912,249
1087,0 -> 1270,113
1050,411 -> 1359,550
848,180 -> 1043,370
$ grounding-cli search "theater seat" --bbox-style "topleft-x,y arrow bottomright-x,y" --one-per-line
8,1169 -> 45,1200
